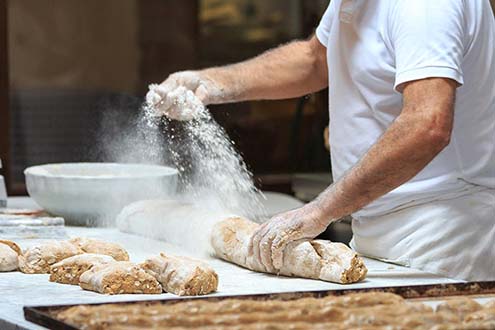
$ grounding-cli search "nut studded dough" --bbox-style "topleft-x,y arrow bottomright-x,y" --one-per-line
18,241 -> 82,274
211,217 -> 367,284
55,292 -> 495,330
69,237 -> 129,261
0,240 -> 21,272
50,253 -> 116,285
141,253 -> 218,296
79,261 -> 162,295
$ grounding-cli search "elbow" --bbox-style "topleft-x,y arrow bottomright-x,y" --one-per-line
308,36 -> 328,89
424,123 -> 452,154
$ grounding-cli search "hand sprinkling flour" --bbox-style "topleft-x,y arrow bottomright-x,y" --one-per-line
141,79 -> 266,220
146,71 -> 227,121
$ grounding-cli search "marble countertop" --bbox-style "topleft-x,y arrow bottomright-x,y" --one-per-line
1,226 -> 464,330
0,196 -> 467,330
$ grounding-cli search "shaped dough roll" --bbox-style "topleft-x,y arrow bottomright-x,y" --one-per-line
0,240 -> 21,272
211,217 -> 367,284
69,237 -> 129,261
141,253 -> 218,296
79,261 -> 162,295
50,253 -> 116,285
19,241 -> 82,274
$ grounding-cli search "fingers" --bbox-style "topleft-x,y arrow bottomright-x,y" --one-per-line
146,72 -> 204,119
248,223 -> 268,272
258,227 -> 277,273
271,233 -> 290,270
194,84 -> 210,105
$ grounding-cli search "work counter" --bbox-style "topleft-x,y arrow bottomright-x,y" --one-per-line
0,225 -> 467,330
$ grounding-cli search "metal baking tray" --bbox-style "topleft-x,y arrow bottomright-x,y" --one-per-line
24,281 -> 495,330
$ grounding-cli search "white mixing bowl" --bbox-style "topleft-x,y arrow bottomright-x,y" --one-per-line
25,163 -> 179,226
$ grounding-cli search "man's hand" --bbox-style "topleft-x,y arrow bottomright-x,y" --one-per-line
146,71 -> 224,120
145,35 -> 328,120
248,202 -> 331,273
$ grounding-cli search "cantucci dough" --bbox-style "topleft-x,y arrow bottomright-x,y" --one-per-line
18,241 -> 82,274
0,239 -> 22,255
55,292 -> 495,330
79,262 -> 162,295
210,217 -> 367,284
50,253 -> 116,285
0,240 -> 21,272
437,298 -> 483,319
69,237 -> 129,261
141,253 -> 218,296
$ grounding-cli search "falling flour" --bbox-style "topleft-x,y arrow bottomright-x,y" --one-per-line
141,89 -> 267,221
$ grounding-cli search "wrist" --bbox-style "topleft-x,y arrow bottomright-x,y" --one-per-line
305,200 -> 335,227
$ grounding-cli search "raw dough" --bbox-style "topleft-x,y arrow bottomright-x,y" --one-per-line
18,241 -> 82,274
210,217 -> 367,284
49,253 -> 116,285
55,292 -> 495,330
141,252 -> 218,296
0,239 -> 22,255
69,237 -> 129,261
79,261 -> 162,295
0,239 -> 21,272
436,297 -> 483,319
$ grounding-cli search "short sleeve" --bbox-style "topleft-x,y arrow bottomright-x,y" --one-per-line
315,1 -> 338,47
390,0 -> 465,91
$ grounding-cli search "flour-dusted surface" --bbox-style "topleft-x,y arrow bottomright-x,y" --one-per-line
0,226 -> 466,330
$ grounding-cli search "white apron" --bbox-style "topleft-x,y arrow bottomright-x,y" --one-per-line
350,186 -> 495,281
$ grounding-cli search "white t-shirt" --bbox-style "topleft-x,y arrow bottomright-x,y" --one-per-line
316,0 -> 495,218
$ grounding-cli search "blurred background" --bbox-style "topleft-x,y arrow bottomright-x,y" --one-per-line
1,0 -> 494,201
1,0 -> 332,199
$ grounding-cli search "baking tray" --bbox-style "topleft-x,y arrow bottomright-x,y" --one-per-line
24,281 -> 495,330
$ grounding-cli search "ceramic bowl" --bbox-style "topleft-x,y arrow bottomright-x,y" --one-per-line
25,163 -> 178,226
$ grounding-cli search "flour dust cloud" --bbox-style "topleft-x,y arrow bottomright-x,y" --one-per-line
140,101 -> 266,220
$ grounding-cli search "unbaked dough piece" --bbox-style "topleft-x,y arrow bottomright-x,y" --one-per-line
49,253 -> 116,285
18,241 -> 82,274
141,252 -> 218,296
483,300 -> 495,309
54,292 -> 494,330
0,240 -> 21,272
437,298 -> 483,320
0,239 -> 22,255
69,237 -> 129,261
210,217 -> 367,284
79,261 -> 162,295
464,306 -> 495,323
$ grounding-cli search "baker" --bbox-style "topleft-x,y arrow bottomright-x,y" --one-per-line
147,0 -> 495,281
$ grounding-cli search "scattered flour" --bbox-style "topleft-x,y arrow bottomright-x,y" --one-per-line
96,88 -> 266,254
141,89 -> 267,220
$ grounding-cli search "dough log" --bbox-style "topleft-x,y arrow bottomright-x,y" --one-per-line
141,253 -> 218,296
0,239 -> 21,272
210,217 -> 367,284
19,241 -> 82,274
69,237 -> 129,261
50,253 -> 116,285
79,261 -> 162,295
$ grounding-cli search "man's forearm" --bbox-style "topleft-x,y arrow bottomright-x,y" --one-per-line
200,36 -> 328,104
313,78 -> 456,222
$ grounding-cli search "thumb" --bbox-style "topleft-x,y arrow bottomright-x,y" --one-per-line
194,84 -> 210,105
